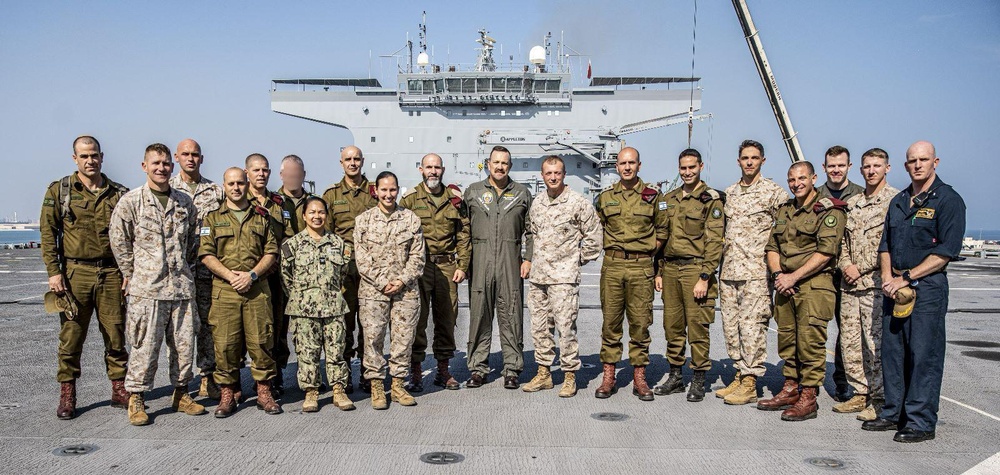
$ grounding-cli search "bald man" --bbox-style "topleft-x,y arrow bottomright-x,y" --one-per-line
863,141 -> 965,443
170,139 -> 225,400
321,145 -> 377,392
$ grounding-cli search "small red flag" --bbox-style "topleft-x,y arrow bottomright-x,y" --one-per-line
587,60 -> 592,79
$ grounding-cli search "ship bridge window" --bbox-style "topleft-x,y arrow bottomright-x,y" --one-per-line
477,78 -> 490,92
492,78 -> 507,92
408,80 -> 422,94
507,79 -> 522,93
447,78 -> 461,92
462,78 -> 476,92
535,79 -> 561,93
435,79 -> 444,92
423,80 -> 435,93
522,78 -> 532,92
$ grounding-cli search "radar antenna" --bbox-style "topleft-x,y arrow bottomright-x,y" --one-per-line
475,29 -> 497,72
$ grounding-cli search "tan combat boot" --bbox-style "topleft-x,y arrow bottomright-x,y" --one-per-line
128,393 -> 149,426
724,375 -> 758,405
302,389 -> 319,413
558,371 -> 577,398
832,394 -> 867,413
715,372 -> 742,399
522,366 -> 554,393
171,387 -> 207,415
331,383 -> 356,411
370,379 -> 389,410
391,377 -> 417,406
198,373 -> 221,399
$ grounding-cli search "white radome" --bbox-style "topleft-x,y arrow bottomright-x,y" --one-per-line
529,45 -> 545,65
417,52 -> 430,66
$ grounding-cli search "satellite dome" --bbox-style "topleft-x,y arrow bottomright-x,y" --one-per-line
529,45 -> 546,65
417,52 -> 430,66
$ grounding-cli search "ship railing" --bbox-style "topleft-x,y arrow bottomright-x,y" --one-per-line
405,62 -> 568,74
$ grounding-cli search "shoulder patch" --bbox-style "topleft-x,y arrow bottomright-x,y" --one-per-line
814,197 -> 847,213
699,188 -> 721,203
640,187 -> 657,204
447,184 -> 463,197
280,242 -> 293,260
401,188 -> 418,198
270,193 -> 284,206
200,226 -> 211,236
43,197 -> 55,207
254,205 -> 268,217
282,210 -> 291,219
711,208 -> 723,219
368,184 -> 377,198
658,201 -> 667,210
824,214 -> 839,228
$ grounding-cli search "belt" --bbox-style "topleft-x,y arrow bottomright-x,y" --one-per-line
427,253 -> 456,264
662,256 -> 702,265
605,249 -> 654,260
66,257 -> 118,268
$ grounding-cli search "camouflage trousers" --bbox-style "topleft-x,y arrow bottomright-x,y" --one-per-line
124,297 -> 198,393
527,282 -> 581,371
359,293 -> 419,380
194,277 -> 215,375
719,279 -> 772,377
840,287 -> 884,399
291,316 -> 348,389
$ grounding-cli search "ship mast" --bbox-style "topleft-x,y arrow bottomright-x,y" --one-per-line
733,0 -> 804,163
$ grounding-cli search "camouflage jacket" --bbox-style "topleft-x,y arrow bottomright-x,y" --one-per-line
169,174 -> 223,280
526,187 -> 603,284
838,184 -> 899,290
720,176 -> 789,281
109,184 -> 200,300
353,206 -> 425,301
280,230 -> 351,318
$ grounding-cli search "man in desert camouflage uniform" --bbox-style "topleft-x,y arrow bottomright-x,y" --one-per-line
321,145 -> 377,393
717,140 -> 789,405
354,171 -> 425,410
521,156 -> 602,398
245,153 -> 295,395
834,148 -> 899,420
169,138 -> 225,399
109,143 -> 206,426
281,197 -> 355,412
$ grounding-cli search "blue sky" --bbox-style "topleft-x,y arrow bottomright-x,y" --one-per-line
1,1 -> 997,229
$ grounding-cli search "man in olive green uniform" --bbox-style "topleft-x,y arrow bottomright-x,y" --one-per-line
817,145 -> 864,401
653,149 -> 724,403
41,135 -> 130,420
200,167 -> 282,417
278,154 -> 315,236
400,153 -> 470,392
594,147 -> 667,401
464,146 -> 533,389
321,145 -> 377,392
246,153 -> 295,395
170,138 -> 225,399
759,161 -> 847,422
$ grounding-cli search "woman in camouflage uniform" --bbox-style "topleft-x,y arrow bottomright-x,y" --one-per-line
280,197 -> 355,412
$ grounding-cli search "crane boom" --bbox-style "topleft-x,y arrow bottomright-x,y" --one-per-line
732,0 -> 804,163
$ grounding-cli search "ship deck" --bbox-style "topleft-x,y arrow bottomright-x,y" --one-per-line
1,248 -> 998,474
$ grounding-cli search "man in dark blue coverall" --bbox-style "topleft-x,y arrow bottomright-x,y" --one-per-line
862,140 -> 965,443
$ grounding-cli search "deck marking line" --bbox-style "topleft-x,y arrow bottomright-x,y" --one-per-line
941,396 -> 1000,423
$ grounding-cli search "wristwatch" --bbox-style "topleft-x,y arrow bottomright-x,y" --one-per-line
901,270 -> 912,282
250,270 -> 259,282
699,273 -> 711,281
770,271 -> 781,282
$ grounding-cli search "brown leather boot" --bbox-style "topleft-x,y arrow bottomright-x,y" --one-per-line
110,378 -> 128,408
404,362 -> 423,392
757,378 -> 800,411
57,381 -> 76,420
632,366 -> 654,401
594,363 -> 616,399
434,359 -> 460,390
214,384 -> 237,418
256,380 -> 282,415
781,386 -> 818,421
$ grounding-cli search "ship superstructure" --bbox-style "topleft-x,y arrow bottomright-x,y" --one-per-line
271,17 -> 702,196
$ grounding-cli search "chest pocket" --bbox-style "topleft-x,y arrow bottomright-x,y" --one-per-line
794,216 -> 822,236
911,217 -> 937,249
683,208 -> 706,237
214,227 -> 236,248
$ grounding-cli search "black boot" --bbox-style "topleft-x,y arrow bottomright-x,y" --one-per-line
686,370 -> 706,402
271,367 -> 285,398
653,365 -> 685,396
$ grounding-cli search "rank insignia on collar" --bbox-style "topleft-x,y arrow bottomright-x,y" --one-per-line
915,208 -> 935,219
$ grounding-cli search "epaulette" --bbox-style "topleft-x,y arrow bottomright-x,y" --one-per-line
368,184 -> 377,198
814,197 -> 847,213
640,186 -> 658,204
699,188 -> 723,203
447,184 -> 464,208
254,205 -> 268,217
108,179 -> 129,195
270,193 -> 284,206
401,187 -> 418,198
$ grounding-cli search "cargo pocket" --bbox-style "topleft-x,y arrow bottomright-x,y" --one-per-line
126,297 -> 150,349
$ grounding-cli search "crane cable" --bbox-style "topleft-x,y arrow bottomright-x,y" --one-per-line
687,0 -> 698,148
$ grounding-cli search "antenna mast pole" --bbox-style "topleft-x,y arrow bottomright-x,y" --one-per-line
733,0 -> 804,162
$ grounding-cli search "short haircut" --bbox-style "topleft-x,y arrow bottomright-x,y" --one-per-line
825,145 -> 850,162
679,148 -> 702,163
541,155 -> 564,171
861,147 -> 889,163
489,145 -> 511,160
375,170 -> 398,187
73,135 -> 101,154
738,139 -> 763,156
303,196 -> 328,212
789,160 -> 815,175
280,154 -> 304,172
245,153 -> 269,167
144,143 -> 171,159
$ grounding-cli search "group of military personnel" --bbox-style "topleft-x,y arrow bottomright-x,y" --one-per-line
42,134 -> 963,444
